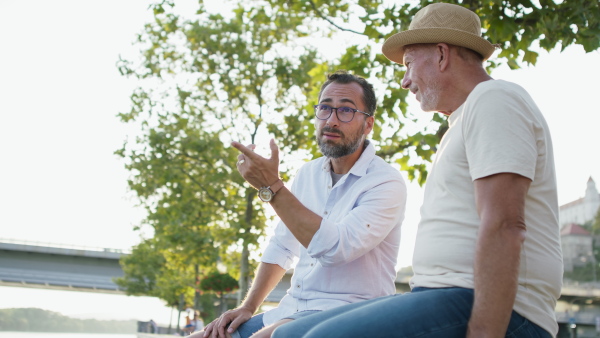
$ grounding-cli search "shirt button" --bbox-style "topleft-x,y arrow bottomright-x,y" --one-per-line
328,185 -> 332,189
310,263 -> 314,266
324,211 -> 328,215
297,284 -> 301,288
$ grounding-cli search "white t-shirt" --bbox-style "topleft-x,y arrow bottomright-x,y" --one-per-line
411,80 -> 563,336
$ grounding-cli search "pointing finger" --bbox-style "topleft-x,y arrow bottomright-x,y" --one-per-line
231,141 -> 259,159
269,139 -> 279,163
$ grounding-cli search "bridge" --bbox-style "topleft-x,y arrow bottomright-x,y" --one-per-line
0,238 -> 127,294
2,239 -> 600,336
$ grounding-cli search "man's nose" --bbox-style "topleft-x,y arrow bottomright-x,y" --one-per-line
326,108 -> 340,126
401,74 -> 411,89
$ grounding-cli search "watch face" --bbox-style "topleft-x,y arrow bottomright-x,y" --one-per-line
258,187 -> 273,202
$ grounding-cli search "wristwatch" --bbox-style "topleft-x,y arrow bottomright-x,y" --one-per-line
258,179 -> 284,202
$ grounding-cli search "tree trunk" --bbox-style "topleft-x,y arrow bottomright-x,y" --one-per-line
194,264 -> 201,311
220,292 -> 228,315
238,241 -> 250,305
238,190 -> 255,305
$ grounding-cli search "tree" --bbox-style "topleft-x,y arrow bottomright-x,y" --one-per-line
201,271 -> 240,314
117,0 -> 600,312
117,0 -> 321,309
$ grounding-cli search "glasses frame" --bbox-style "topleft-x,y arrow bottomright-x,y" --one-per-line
313,104 -> 372,123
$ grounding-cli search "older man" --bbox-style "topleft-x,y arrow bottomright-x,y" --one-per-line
272,3 -> 562,338
196,70 -> 407,338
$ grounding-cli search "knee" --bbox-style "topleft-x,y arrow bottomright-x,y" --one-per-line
271,324 -> 290,338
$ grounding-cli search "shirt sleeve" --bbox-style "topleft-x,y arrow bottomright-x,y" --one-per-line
463,84 -> 538,181
306,176 -> 406,267
260,167 -> 303,270
261,219 -> 301,270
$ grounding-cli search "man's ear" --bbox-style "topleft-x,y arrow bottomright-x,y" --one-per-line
437,43 -> 451,72
364,115 -> 375,135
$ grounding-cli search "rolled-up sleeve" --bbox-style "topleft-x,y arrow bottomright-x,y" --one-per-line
261,168 -> 304,270
307,177 -> 406,267
261,219 -> 301,270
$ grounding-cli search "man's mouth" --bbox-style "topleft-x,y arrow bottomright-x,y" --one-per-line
324,132 -> 341,139
321,127 -> 343,140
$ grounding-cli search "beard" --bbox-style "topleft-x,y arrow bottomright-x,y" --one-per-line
316,123 -> 365,159
414,79 -> 442,112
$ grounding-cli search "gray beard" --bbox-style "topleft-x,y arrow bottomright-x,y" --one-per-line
317,126 -> 365,159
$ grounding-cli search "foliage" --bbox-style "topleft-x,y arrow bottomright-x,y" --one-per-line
591,207 -> 600,234
0,308 -> 136,333
115,238 -> 195,308
566,209 -> 600,284
278,0 -> 600,182
200,271 -> 240,294
116,0 -> 600,307
564,262 -> 598,283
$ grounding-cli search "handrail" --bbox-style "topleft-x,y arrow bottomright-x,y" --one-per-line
0,237 -> 131,254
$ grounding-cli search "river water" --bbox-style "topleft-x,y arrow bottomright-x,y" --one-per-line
0,334 -> 137,338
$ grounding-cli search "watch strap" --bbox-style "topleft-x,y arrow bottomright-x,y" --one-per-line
268,179 -> 284,195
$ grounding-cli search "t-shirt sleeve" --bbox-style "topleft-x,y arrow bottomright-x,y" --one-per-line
462,84 -> 538,181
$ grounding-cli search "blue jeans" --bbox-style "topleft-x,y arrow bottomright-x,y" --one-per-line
231,310 -> 321,338
271,288 -> 552,338
232,313 -> 265,338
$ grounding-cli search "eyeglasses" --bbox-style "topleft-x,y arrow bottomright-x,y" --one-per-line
314,104 -> 371,123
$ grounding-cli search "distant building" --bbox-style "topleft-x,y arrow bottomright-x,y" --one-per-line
560,177 -> 600,227
559,177 -> 600,273
560,223 -> 594,272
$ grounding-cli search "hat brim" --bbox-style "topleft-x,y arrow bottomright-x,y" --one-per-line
382,28 -> 495,64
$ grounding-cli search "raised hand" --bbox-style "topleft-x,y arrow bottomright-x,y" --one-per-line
232,139 -> 281,189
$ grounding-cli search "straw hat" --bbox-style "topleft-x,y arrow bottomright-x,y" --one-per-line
382,3 -> 495,64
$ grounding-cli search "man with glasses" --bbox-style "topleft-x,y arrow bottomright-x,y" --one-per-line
197,70 -> 407,338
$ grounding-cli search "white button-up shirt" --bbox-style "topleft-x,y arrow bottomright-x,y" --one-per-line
261,141 -> 407,325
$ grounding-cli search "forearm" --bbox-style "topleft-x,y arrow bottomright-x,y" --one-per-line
269,187 -> 322,248
468,223 -> 525,337
240,262 -> 287,313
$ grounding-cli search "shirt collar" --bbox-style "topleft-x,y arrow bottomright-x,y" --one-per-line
321,140 -> 375,178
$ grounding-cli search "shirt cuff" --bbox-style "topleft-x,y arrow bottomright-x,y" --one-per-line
261,241 -> 295,270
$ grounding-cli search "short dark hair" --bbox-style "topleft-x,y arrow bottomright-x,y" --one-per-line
318,70 -> 377,117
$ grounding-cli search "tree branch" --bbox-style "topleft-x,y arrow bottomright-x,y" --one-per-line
179,167 -> 229,210
307,0 -> 366,36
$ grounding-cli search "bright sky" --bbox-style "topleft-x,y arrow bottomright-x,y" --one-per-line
1,0 -> 599,324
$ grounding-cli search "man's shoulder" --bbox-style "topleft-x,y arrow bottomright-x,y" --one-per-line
364,155 -> 405,184
472,79 -> 529,97
351,157 -> 406,199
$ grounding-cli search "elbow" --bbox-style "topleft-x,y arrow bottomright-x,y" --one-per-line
317,260 -> 353,268
512,220 -> 527,243
499,218 -> 527,248
314,253 -> 354,268
315,255 -> 343,268
480,215 -> 527,247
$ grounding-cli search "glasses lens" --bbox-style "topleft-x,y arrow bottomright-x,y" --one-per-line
337,107 -> 355,122
315,104 -> 332,119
